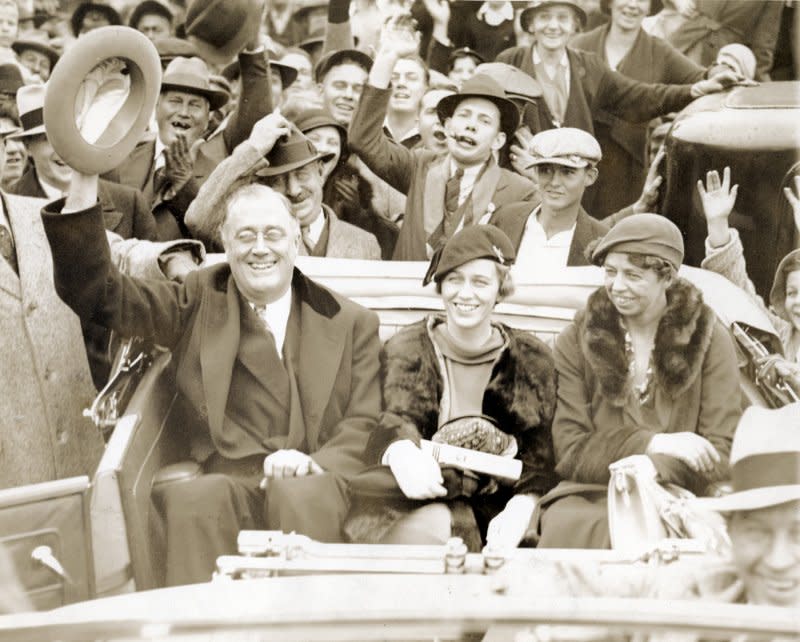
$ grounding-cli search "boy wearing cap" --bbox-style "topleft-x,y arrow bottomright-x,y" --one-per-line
490,127 -> 608,276
315,49 -> 373,128
349,16 -> 536,261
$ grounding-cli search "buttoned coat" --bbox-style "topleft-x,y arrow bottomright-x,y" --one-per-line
43,203 -> 382,480
0,193 -> 103,489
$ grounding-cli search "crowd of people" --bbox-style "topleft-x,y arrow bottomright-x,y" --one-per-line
0,0 -> 798,617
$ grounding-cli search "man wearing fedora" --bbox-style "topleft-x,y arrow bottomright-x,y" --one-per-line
42,152 -> 382,585
349,15 -> 536,261
102,50 -> 270,240
11,29 -> 59,83
186,112 -> 381,260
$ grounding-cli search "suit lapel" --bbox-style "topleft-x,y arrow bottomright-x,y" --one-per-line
121,140 -> 157,195
292,278 -> 346,451
567,208 -> 594,266
200,275 -> 242,437
98,182 -> 123,233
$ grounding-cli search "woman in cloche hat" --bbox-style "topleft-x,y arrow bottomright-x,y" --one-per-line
345,225 -> 559,551
538,214 -> 743,549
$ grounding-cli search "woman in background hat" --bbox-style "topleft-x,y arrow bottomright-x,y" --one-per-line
538,213 -> 742,549
345,225 -> 558,551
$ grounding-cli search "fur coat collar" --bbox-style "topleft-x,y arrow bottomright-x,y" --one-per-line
580,278 -> 716,403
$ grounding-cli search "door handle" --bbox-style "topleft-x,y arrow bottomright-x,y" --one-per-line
31,546 -> 73,585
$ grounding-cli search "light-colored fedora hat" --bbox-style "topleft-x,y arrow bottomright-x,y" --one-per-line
8,84 -> 48,139
42,26 -> 161,175
695,403 -> 800,513
160,56 -> 229,111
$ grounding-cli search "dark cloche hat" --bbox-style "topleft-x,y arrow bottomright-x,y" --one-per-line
590,213 -> 684,271
423,224 -> 516,286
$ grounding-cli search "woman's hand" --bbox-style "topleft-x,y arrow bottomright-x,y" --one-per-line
385,440 -> 447,499
646,432 -> 721,475
783,174 -> 800,236
697,166 -> 738,248
509,126 -> 537,182
486,494 -> 537,550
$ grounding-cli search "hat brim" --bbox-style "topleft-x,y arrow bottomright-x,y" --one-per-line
44,26 -> 161,175
5,124 -> 42,139
270,62 -> 298,89
520,1 -> 587,32
129,1 -> 173,29
692,485 -> 800,513
11,41 -> 60,67
436,92 -> 520,139
254,150 -> 335,177
528,156 -> 592,169
160,81 -> 229,111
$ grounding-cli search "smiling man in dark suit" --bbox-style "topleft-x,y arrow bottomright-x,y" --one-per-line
43,150 -> 382,585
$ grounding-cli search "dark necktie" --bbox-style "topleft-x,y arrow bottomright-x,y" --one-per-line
0,223 -> 18,275
444,167 -> 465,214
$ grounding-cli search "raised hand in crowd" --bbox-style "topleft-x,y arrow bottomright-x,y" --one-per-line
370,13 -> 421,86
384,439 -> 447,500
508,126 -> 537,182
631,146 -> 666,214
646,432 -> 721,475
784,174 -> 800,236
164,133 -> 203,198
421,0 -> 450,43
697,166 -> 738,248
247,108 -> 292,156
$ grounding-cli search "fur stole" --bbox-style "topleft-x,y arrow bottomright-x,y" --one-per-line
579,278 -> 716,404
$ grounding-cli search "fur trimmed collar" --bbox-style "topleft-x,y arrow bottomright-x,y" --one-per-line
580,278 -> 716,403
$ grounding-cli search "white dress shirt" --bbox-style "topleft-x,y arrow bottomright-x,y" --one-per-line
512,206 -> 575,279
304,209 -> 327,246
250,286 -> 293,358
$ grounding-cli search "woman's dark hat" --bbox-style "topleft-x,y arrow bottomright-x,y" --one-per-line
43,26 -> 161,175
128,0 -> 173,30
184,0 -> 264,66
161,56 -> 229,111
313,49 -> 373,83
70,2 -> 123,37
255,124 -> 335,177
769,248 -> 800,320
423,224 -> 516,286
11,30 -> 60,69
436,73 -> 520,139
520,0 -> 587,33
589,213 -> 684,270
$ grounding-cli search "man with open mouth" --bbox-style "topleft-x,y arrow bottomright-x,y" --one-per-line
349,14 -> 536,261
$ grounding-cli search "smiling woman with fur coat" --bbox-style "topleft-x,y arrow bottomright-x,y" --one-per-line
538,214 -> 743,549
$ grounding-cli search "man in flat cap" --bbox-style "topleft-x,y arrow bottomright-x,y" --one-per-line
490,127 -> 609,278
42,146 -> 382,585
349,16 -> 536,261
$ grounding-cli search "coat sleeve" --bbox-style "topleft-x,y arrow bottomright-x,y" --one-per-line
590,53 -> 695,124
348,85 -> 417,195
750,1 -> 782,81
310,308 -> 382,478
657,38 -> 706,85
651,321 -> 741,493
43,202 -> 200,349
223,49 -> 271,153
552,322 -> 658,484
130,187 -> 160,241
184,140 -> 266,251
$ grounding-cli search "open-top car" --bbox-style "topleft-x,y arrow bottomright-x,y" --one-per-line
0,257 -> 786,616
